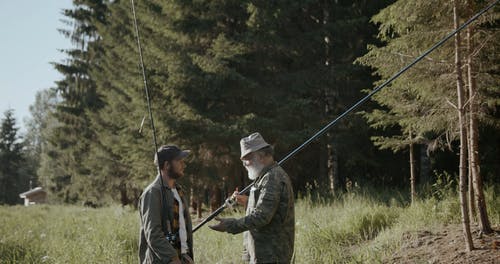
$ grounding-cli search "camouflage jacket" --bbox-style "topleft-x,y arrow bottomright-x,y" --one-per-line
138,175 -> 193,264
226,163 -> 295,264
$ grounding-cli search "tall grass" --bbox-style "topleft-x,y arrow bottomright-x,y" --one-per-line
0,205 -> 138,264
0,188 -> 498,264
292,193 -> 400,263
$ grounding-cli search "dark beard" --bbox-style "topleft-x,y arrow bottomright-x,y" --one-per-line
168,166 -> 183,179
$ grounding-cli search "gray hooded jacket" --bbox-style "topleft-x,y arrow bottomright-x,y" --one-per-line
138,175 -> 193,263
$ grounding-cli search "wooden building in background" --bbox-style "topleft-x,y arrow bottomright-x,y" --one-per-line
19,187 -> 47,206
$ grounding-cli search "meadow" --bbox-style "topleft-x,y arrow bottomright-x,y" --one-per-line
1,188 -> 498,264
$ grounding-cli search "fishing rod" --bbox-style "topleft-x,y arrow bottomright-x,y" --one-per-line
130,0 -> 161,173
193,0 -> 499,233
130,0 -> 171,237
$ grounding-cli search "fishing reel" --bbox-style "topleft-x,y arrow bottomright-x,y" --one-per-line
224,196 -> 236,209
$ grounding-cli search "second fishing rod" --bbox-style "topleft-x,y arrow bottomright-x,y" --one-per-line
193,0 -> 499,233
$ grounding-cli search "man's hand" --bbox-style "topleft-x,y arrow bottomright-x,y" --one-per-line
181,253 -> 194,264
208,217 -> 232,232
232,188 -> 248,206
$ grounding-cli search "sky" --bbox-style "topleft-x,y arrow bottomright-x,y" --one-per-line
0,0 -> 73,134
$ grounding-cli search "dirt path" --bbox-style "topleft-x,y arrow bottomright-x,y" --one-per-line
386,224 -> 500,264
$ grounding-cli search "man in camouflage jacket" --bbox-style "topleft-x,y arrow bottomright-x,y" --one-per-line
210,133 -> 295,264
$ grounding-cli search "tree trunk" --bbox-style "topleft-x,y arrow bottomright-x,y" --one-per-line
419,145 -> 431,186
326,132 -> 340,195
409,128 -> 417,204
191,182 -> 203,219
466,0 -> 493,234
210,186 -> 221,212
319,140 -> 327,188
327,134 -> 334,194
409,141 -> 417,204
197,195 -> 202,219
190,184 -> 196,214
322,3 -> 340,196
465,13 -> 476,225
454,1 -> 473,251
467,133 -> 476,223
0,175 -> 5,204
119,183 -> 129,206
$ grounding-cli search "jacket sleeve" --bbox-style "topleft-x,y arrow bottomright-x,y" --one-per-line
140,187 -> 178,262
226,172 -> 281,234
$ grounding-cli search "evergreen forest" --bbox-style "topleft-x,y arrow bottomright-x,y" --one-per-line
1,0 -> 499,258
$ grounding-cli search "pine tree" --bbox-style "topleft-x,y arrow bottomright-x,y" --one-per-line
81,0 -> 397,206
87,0 -> 259,205
0,109 -> 27,205
453,0 -> 473,251
357,0 -> 498,204
464,0 -> 496,234
41,0 -> 107,203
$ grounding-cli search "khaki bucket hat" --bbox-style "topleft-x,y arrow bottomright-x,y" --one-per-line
240,132 -> 270,159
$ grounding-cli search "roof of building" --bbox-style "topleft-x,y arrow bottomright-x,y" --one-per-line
19,187 -> 46,198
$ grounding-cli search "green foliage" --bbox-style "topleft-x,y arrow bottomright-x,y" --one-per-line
429,170 -> 457,200
357,0 -> 499,158
41,0 -> 108,203
0,109 -> 29,205
24,89 -> 59,191
39,0 -> 398,205
35,0 -> 498,207
483,185 -> 500,224
357,0 -> 458,156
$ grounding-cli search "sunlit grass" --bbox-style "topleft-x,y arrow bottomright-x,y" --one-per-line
0,205 -> 137,264
0,188 -> 498,264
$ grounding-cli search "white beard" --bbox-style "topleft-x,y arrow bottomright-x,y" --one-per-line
246,165 -> 260,180
245,160 -> 265,180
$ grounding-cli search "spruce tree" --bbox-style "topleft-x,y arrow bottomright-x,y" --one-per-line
0,109 -> 27,205
357,0 -> 498,200
41,0 -> 107,203
84,0 -> 396,205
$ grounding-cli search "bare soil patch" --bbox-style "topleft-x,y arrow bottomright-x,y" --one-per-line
387,224 -> 500,264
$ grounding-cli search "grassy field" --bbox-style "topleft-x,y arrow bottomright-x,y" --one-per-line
1,188 -> 498,264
